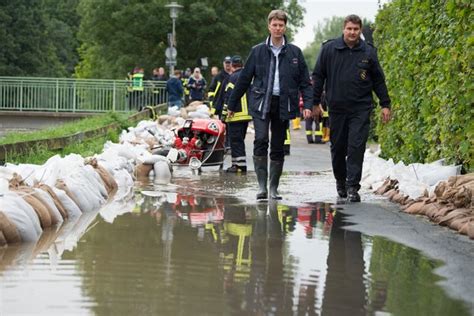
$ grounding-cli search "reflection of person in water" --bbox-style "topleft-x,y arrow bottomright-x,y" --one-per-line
321,212 -> 367,315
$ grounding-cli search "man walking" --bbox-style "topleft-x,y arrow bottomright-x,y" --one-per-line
312,14 -> 391,202
227,9 -> 313,201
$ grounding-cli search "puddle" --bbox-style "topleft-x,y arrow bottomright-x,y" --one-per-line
0,174 -> 471,315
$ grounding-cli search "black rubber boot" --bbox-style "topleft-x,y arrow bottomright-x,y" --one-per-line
336,180 -> 347,198
347,187 -> 361,202
269,160 -> 284,200
253,156 -> 268,201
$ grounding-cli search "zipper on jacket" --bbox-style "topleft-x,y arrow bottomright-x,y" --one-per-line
288,99 -> 290,112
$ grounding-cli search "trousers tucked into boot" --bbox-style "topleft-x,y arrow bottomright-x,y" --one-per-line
269,160 -> 284,200
253,156 -> 268,200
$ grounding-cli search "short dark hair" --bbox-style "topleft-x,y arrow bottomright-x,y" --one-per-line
344,14 -> 362,28
268,10 -> 287,25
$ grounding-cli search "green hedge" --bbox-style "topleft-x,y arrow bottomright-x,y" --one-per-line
374,0 -> 473,170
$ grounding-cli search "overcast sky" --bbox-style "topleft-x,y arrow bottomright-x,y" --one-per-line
293,0 -> 388,49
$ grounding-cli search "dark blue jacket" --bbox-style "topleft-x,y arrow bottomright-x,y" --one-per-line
228,36 -> 312,120
312,36 -> 391,113
187,76 -> 207,101
166,76 -> 184,102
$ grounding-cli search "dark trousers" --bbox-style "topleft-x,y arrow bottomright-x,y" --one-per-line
253,96 -> 287,161
228,121 -> 249,165
329,110 -> 371,191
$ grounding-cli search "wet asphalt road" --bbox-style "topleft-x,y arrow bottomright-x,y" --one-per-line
238,125 -> 474,313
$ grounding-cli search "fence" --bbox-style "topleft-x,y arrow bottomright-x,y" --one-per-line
0,77 -> 168,113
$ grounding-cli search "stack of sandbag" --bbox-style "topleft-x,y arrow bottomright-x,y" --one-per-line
0,152 -> 126,247
367,151 -> 473,239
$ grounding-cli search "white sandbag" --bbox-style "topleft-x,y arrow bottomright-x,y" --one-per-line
34,188 -> 64,224
420,165 -> 461,186
52,187 -> 82,218
153,161 -> 172,184
142,154 -> 169,165
398,180 -> 429,199
99,199 -> 136,224
113,169 -> 135,201
0,195 -> 42,242
188,111 -> 210,119
82,165 -> 108,199
168,106 -> 181,117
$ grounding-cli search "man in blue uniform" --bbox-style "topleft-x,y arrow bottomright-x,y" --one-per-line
228,9 -> 313,201
312,14 -> 391,202
223,55 -> 252,173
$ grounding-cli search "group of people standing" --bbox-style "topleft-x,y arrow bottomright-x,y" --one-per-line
220,10 -> 392,203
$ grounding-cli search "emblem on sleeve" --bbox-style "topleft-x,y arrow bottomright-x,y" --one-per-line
360,70 -> 367,80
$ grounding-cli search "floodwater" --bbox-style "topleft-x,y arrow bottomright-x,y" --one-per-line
0,169 -> 471,315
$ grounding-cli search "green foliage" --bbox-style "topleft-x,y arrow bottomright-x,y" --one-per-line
75,0 -> 305,79
374,0 -> 473,169
0,0 -> 80,77
303,16 -> 372,70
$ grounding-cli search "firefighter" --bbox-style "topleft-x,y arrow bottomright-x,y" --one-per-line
131,67 -> 145,111
312,14 -> 391,202
208,56 -> 232,119
223,55 -> 252,173
181,68 -> 192,105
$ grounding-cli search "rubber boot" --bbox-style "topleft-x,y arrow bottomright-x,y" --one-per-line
269,160 -> 284,200
322,127 -> 330,143
292,117 -> 301,130
253,156 -> 268,201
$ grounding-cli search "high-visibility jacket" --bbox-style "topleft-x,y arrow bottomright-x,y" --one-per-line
181,77 -> 190,96
224,68 -> 251,123
208,70 -> 230,114
131,73 -> 144,91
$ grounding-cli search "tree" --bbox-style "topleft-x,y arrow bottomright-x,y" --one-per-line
75,0 -> 305,79
303,16 -> 372,70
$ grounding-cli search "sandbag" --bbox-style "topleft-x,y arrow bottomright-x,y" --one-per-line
95,165 -> 118,195
22,194 -> 52,228
432,205 -> 456,222
55,180 -> 82,213
37,184 -> 68,220
0,231 -> 6,246
419,203 -> 441,217
438,208 -> 471,226
453,186 -> 472,208
34,188 -> 63,225
449,216 -> 471,231
448,174 -> 474,187
404,201 -> 426,214
467,222 -> 474,239
134,163 -> 153,179
52,187 -> 82,218
0,211 -> 21,244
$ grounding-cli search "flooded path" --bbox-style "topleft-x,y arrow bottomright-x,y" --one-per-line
0,168 -> 471,315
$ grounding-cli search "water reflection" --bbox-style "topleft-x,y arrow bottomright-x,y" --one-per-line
0,188 -> 471,315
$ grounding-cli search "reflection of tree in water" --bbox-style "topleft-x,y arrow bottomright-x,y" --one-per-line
367,237 -> 470,316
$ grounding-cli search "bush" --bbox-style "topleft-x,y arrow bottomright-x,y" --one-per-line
374,0 -> 473,170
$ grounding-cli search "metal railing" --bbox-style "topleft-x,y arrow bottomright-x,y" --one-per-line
0,76 -> 168,113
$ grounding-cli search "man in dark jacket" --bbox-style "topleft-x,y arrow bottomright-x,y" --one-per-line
312,14 -> 391,202
166,69 -> 184,109
208,56 -> 232,118
228,9 -> 313,201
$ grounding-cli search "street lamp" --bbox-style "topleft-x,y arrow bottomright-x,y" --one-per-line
165,1 -> 183,74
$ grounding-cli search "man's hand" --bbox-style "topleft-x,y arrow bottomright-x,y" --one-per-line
227,110 -> 235,118
303,109 -> 312,119
312,104 -> 323,118
381,108 -> 391,123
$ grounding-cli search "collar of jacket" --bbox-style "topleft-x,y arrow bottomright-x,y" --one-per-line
265,35 -> 288,53
335,35 -> 366,51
